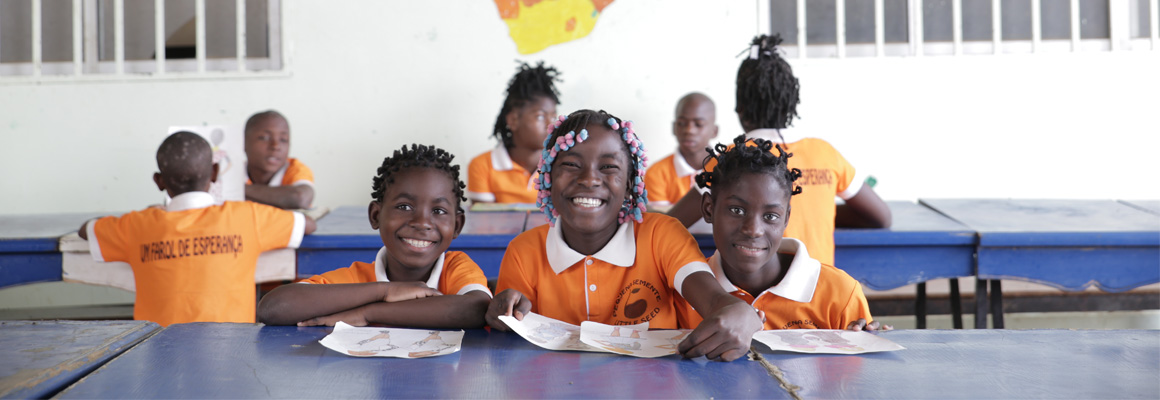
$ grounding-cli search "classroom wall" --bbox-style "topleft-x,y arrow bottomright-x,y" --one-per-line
2,0 -> 1158,218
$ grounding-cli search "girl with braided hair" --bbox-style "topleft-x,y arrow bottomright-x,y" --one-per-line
467,61 -> 561,204
258,144 -> 492,329
485,109 -> 763,362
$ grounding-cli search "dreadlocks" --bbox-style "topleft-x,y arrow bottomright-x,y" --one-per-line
736,34 -> 800,131
371,144 -> 468,213
492,61 -> 562,149
696,134 -> 802,198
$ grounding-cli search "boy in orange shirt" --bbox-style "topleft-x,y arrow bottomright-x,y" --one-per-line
244,110 -> 315,210
646,92 -> 718,209
258,144 -> 492,329
79,131 -> 316,327
486,109 -> 762,362
467,62 -> 560,204
680,135 -> 888,331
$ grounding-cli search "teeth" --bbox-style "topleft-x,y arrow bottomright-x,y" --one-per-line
572,197 -> 603,208
402,238 -> 434,248
736,245 -> 764,253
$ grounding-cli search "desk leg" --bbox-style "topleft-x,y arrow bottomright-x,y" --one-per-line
949,278 -> 963,329
915,282 -> 927,329
975,279 -> 989,329
990,280 -> 1005,329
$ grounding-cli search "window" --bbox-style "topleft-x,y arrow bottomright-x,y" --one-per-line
0,0 -> 283,80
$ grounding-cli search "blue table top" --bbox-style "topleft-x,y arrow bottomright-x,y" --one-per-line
0,320 -> 159,399
0,212 -> 109,252
57,323 -> 792,399
920,199 -> 1160,246
835,200 -> 976,246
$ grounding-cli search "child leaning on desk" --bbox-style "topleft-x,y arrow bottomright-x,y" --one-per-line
258,144 -> 493,329
244,110 -> 316,210
675,135 -> 889,331
79,131 -> 317,327
484,109 -> 763,362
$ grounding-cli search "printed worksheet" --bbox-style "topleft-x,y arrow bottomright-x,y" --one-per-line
579,321 -> 693,358
319,322 -> 464,358
498,313 -> 608,353
753,330 -> 905,354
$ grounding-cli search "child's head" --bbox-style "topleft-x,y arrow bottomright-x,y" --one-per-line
735,34 -> 800,133
153,131 -> 218,197
534,109 -> 648,231
696,135 -> 801,274
672,92 -> 719,159
368,144 -> 467,272
493,61 -> 561,151
244,110 -> 290,179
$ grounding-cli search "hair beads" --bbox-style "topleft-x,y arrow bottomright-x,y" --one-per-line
535,110 -> 649,226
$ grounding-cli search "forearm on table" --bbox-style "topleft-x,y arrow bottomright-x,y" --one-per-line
245,184 -> 314,210
359,292 -> 491,329
258,282 -> 385,325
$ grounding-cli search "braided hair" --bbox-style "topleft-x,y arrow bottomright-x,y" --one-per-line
736,34 -> 800,131
696,134 -> 802,199
535,109 -> 649,226
492,61 -> 562,149
371,144 -> 468,213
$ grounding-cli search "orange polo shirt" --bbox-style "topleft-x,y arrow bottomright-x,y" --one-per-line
301,247 -> 492,297
246,157 -> 314,187
467,144 -> 538,203
704,129 -> 863,265
496,212 -> 712,329
645,152 -> 703,207
678,238 -> 872,330
86,192 -> 306,327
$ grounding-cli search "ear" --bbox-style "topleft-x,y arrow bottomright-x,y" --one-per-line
505,108 -> 520,131
153,172 -> 166,192
700,192 -> 715,224
453,211 -> 465,239
710,124 -> 719,139
368,201 -> 382,230
210,163 -> 220,184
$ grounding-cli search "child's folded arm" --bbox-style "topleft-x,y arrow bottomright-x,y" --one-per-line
676,271 -> 763,362
303,290 -> 491,329
256,281 -> 438,325
245,184 -> 315,210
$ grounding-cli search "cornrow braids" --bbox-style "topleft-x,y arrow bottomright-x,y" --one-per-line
736,34 -> 800,131
534,109 -> 649,226
370,144 -> 468,213
695,134 -> 802,199
492,61 -> 562,148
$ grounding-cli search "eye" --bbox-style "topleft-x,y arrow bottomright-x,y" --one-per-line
763,213 -> 779,222
395,204 -> 413,211
729,206 -> 745,216
433,207 -> 448,215
560,161 -> 580,169
600,164 -> 620,171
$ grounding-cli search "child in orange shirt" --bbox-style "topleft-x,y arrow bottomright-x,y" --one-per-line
467,62 -> 561,204
667,35 -> 891,266
244,110 -> 315,210
646,92 -> 718,208
679,135 -> 888,331
79,131 -> 317,327
485,109 -> 762,362
258,144 -> 492,328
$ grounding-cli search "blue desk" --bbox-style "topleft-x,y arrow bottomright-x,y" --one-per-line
766,329 -> 1160,399
56,323 -> 791,399
0,212 -> 106,289
297,206 -> 530,279
920,199 -> 1160,328
0,320 -> 159,399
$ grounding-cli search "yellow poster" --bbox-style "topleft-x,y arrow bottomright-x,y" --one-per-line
494,0 -> 616,54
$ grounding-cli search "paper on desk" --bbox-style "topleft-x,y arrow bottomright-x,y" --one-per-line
319,322 -> 464,358
753,330 -> 905,354
498,313 -> 606,352
579,321 -> 693,358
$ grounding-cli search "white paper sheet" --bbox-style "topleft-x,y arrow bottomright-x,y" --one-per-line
499,312 -> 690,358
498,313 -> 606,352
752,329 -> 905,354
319,322 -> 464,358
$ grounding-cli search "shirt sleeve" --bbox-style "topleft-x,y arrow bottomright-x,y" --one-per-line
442,252 -> 492,297
644,162 -> 673,205
495,236 -> 538,312
251,203 -> 305,251
829,143 -> 864,200
466,153 -> 497,203
840,281 -> 874,328
88,215 -> 128,263
286,159 -> 315,187
652,216 -> 712,297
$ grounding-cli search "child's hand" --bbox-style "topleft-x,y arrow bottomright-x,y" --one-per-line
679,302 -> 763,362
846,318 -> 893,331
298,308 -> 367,327
383,282 -> 441,303
484,289 -> 532,331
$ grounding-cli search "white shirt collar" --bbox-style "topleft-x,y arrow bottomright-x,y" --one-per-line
166,191 -> 216,212
490,143 -> 515,171
372,246 -> 446,289
746,128 -> 803,145
707,238 -> 820,303
672,151 -> 700,178
546,221 -> 636,274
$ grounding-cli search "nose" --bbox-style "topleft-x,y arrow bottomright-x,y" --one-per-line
577,165 -> 602,188
409,211 -> 433,230
740,214 -> 762,238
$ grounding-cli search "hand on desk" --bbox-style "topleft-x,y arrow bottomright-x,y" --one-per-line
678,301 -> 763,362
485,289 -> 532,331
298,307 -> 368,327
847,318 -> 893,332
384,282 -> 442,303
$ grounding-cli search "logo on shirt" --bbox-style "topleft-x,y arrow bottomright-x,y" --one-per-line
140,234 -> 244,262
798,169 -> 833,186
780,319 -> 819,329
611,279 -> 663,324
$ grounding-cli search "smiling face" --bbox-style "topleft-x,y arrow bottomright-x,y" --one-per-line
506,95 -> 558,151
244,114 -> 290,183
703,171 -> 792,276
368,167 -> 465,280
672,96 -> 718,159
549,124 -> 632,251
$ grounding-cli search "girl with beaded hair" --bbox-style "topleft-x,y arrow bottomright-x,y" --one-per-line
484,109 -> 763,362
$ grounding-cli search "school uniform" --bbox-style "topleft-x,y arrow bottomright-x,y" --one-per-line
466,144 -> 538,203
644,152 -> 703,207
85,191 -> 307,327
301,247 -> 492,297
679,238 -> 872,330
247,157 -> 315,188
496,212 -> 711,329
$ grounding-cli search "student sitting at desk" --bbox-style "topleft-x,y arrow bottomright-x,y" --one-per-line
79,131 -> 316,327
485,109 -> 762,362
645,92 -> 718,209
258,144 -> 492,329
244,110 -> 315,210
678,135 -> 888,331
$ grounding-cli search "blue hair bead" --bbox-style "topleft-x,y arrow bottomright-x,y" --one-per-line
579,129 -> 588,140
